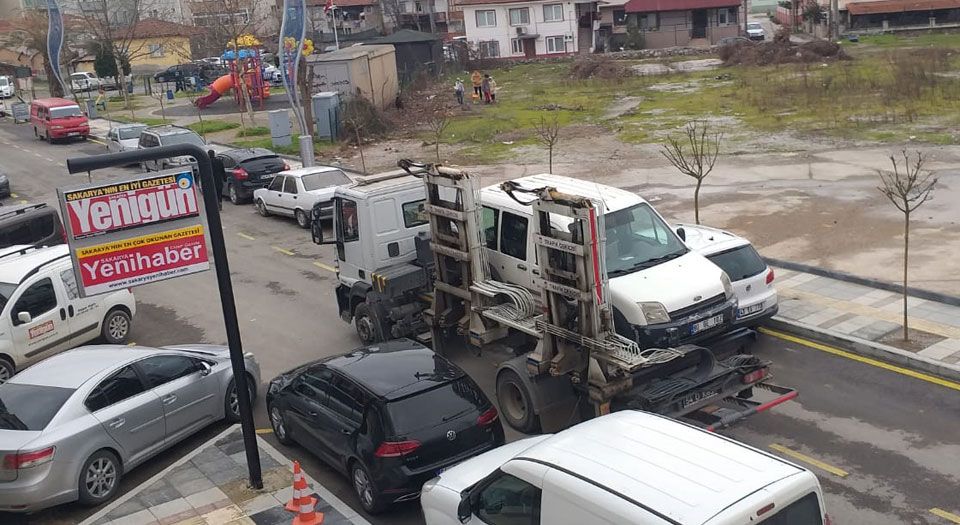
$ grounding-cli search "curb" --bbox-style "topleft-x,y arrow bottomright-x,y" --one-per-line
766,316 -> 960,384
767,257 -> 960,307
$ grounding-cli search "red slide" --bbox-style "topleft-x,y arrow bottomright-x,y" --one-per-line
194,75 -> 234,109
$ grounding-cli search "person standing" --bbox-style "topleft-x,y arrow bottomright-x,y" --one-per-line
481,74 -> 492,104
454,78 -> 465,105
471,70 -> 482,98
488,77 -> 497,104
208,149 -> 225,211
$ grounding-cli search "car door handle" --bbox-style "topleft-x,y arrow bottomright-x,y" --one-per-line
308,411 -> 318,417
517,264 -> 527,271
340,428 -> 352,435
60,308 -> 66,320
162,394 -> 177,405
108,418 -> 125,428
68,305 -> 74,317
532,269 -> 541,276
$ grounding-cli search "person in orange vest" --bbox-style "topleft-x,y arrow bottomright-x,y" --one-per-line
470,70 -> 483,98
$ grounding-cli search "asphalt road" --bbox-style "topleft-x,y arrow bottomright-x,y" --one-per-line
1,120 -> 958,525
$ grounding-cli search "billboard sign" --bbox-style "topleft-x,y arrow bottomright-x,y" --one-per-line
58,170 -> 210,297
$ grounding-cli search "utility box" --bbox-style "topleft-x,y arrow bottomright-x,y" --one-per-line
312,91 -> 341,141
268,109 -> 292,148
85,99 -> 98,120
307,45 -> 398,109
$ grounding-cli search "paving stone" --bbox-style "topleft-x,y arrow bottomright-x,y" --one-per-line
217,436 -> 246,456
149,497 -> 193,520
167,465 -> 206,487
108,508 -> 159,525
104,499 -> 147,521
185,486 -> 230,509
850,320 -> 900,341
176,476 -> 216,498
249,506 -> 290,525
818,312 -> 856,329
196,457 -> 238,477
240,492 -> 282,515
139,480 -> 182,507
918,342 -> 960,360
208,465 -> 247,485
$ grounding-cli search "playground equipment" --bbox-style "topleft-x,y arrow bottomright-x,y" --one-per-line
194,35 -> 270,111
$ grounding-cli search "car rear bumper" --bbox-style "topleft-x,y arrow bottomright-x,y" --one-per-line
0,464 -> 76,513
734,303 -> 778,328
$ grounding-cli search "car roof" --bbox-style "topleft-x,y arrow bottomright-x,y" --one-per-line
0,244 -> 70,284
0,202 -> 53,220
516,411 -> 803,525
113,123 -> 147,130
221,148 -> 277,161
677,223 -> 750,255
326,339 -> 464,400
280,166 -> 348,179
145,125 -> 196,136
339,170 -> 422,197
481,174 -> 644,214
8,346 -> 162,389
31,97 -> 79,108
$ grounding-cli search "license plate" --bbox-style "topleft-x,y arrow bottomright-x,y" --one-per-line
679,387 -> 721,410
689,313 -> 724,335
737,302 -> 764,318
68,132 -> 79,136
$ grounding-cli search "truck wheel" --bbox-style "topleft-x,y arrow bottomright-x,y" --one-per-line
496,369 -> 540,434
354,303 -> 384,345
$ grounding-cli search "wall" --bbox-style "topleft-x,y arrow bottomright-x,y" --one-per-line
463,1 -> 579,57
309,49 -> 398,108
636,7 -> 739,48
598,6 -> 628,34
126,36 -> 191,72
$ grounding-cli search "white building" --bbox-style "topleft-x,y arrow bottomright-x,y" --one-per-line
461,0 -> 582,58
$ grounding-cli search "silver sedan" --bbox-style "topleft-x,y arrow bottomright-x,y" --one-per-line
0,344 -> 260,512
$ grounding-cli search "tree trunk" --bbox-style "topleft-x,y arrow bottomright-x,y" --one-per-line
903,211 -> 910,341
694,179 -> 702,224
355,128 -> 366,172
435,137 -> 441,163
548,145 -> 553,173
114,52 -> 131,111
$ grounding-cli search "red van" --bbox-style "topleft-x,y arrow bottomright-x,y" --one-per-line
30,97 -> 89,143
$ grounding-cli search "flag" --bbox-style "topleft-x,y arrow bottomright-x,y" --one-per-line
324,0 -> 334,12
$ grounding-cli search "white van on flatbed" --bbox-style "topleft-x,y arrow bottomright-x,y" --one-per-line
422,411 -> 829,525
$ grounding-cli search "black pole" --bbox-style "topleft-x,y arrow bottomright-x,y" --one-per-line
67,145 -> 263,489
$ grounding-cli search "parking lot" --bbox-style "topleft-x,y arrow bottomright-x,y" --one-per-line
1,120 -> 959,525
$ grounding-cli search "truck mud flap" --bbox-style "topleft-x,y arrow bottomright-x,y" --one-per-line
682,382 -> 798,432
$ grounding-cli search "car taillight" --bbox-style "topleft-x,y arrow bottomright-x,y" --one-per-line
374,440 -> 421,458
282,162 -> 291,171
233,167 -> 249,180
742,368 -> 768,384
2,446 -> 55,469
477,407 -> 499,426
766,268 -> 775,284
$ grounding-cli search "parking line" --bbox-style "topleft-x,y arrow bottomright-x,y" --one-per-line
769,443 -> 849,478
272,246 -> 295,256
88,138 -> 106,146
33,152 -> 42,158
313,261 -> 336,273
760,327 -> 960,393
127,342 -> 136,346
256,428 -> 273,435
44,157 -> 54,162
18,200 -> 26,204
931,508 -> 960,524
237,232 -> 256,241
9,193 -> 17,198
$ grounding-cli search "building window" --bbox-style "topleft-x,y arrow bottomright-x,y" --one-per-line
639,12 -> 658,30
613,9 -> 627,26
718,7 -> 737,25
511,38 -> 524,54
475,9 -> 496,27
543,3 -> 563,22
545,35 -> 565,53
479,40 -> 500,58
509,7 -> 529,25
148,44 -> 164,57
415,0 -> 422,12
399,1 -> 408,12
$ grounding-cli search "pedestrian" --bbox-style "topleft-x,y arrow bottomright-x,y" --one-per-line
454,78 -> 464,105
481,74 -> 491,104
174,71 -> 184,93
488,77 -> 497,104
208,149 -> 225,211
471,70 -> 482,98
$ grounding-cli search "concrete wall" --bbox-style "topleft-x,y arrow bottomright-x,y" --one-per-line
309,49 -> 398,108
463,1 -> 579,57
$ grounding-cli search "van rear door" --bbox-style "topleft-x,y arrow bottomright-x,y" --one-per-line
705,470 -> 826,524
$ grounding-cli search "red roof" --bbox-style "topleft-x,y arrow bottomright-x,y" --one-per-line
306,0 -> 377,5
111,18 -> 200,39
846,0 -> 960,14
625,0 -> 741,12
458,0 -> 538,5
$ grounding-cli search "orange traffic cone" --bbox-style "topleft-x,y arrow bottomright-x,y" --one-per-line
285,462 -> 317,513
292,492 -> 324,525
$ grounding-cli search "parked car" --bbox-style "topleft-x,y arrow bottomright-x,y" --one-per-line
0,75 -> 13,98
747,22 -> 766,41
137,125 -> 206,174
421,411 -> 829,525
154,63 -> 226,84
253,166 -> 355,228
718,36 -> 753,47
30,98 -> 89,143
105,123 -> 148,155
0,344 -> 259,512
0,245 -> 136,382
262,65 -> 282,86
266,339 -> 504,514
0,203 -> 64,249
217,147 -> 289,205
0,169 -> 9,199
69,72 -> 101,93
677,223 -> 778,327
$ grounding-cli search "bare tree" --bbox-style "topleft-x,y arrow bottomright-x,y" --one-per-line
878,151 -> 937,341
660,121 -> 722,225
533,112 -> 561,173
342,99 -> 368,173
0,9 -> 76,97
425,100 -> 450,163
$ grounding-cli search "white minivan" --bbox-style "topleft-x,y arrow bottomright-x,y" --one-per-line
422,411 -> 829,525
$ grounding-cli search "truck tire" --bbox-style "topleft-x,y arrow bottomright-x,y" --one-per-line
496,368 -> 540,434
354,303 -> 384,345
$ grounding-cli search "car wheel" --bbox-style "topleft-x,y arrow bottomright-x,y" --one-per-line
351,461 -> 386,514
256,198 -> 270,217
78,450 -> 121,506
101,308 -> 131,344
269,404 -> 294,445
44,130 -> 51,144
33,127 -> 38,139
225,376 -> 255,423
295,209 -> 310,229
228,182 -> 241,205
496,368 -> 541,434
353,303 -> 385,345
0,357 -> 14,384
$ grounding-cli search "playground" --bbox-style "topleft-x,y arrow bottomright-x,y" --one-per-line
194,34 -> 273,111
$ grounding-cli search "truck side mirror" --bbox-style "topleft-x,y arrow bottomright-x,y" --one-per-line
311,204 -> 336,245
676,226 -> 686,242
17,311 -> 31,324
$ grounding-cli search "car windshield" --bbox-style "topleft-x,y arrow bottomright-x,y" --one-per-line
605,203 -> 688,277
706,244 -> 767,281
160,132 -> 205,147
748,23 -> 762,29
119,126 -> 146,140
301,170 -> 351,192
0,78 -> 8,86
386,377 -> 485,434
0,383 -> 74,430
0,282 -> 17,311
50,106 -> 83,119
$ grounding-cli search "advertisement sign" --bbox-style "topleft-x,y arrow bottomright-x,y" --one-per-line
58,170 -> 209,297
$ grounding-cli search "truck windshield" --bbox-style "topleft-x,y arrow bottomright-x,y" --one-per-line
605,203 -> 687,277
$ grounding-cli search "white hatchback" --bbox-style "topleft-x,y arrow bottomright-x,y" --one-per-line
677,223 -> 778,327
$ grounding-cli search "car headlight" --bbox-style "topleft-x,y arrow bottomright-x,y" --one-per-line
52,125 -> 63,129
721,272 -> 734,299
639,302 -> 671,324
421,476 -> 440,494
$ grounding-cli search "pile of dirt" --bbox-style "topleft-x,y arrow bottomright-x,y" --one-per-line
720,39 -> 849,66
570,56 -> 630,80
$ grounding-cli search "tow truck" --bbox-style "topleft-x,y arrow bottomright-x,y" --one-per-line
312,160 -> 796,433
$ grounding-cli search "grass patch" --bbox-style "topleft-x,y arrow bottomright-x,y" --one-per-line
236,126 -> 270,137
112,115 -> 170,126
186,119 -> 240,134
231,136 -> 340,157
845,31 -> 960,49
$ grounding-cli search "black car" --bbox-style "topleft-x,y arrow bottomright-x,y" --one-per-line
154,63 -> 227,84
217,148 -> 288,204
266,340 -> 504,514
0,169 -> 9,198
0,203 -> 65,249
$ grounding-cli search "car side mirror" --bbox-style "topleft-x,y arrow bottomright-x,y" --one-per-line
676,226 -> 686,242
199,362 -> 212,376
17,312 -> 31,324
457,492 -> 473,523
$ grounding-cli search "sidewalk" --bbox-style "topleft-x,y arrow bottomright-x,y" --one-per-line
81,427 -> 370,525
771,266 -> 960,380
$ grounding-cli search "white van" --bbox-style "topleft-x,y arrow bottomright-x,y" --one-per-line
0,245 -> 136,382
421,411 -> 829,525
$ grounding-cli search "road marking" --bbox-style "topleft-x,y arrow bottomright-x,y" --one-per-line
33,152 -> 42,158
760,327 -> 960,393
237,232 -> 256,241
932,508 -> 960,524
256,428 -> 273,434
88,138 -> 106,146
57,163 -> 65,168
272,246 -> 295,256
18,200 -> 26,204
127,342 -> 136,346
768,443 -> 849,478
9,193 -> 17,198
313,261 -> 336,273
44,156 -> 54,162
